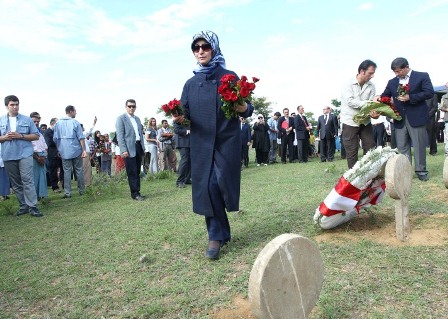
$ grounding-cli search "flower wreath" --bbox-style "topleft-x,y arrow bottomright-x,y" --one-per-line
313,146 -> 398,230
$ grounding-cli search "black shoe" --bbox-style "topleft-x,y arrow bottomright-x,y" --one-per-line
16,209 -> 29,216
62,194 -> 71,199
205,240 -> 221,259
418,174 -> 429,181
134,195 -> 145,201
30,207 -> 43,217
282,161 -> 287,164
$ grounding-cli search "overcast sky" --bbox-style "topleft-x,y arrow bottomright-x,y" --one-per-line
1,0 -> 447,132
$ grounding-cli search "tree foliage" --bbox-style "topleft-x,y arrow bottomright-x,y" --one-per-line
251,96 -> 272,119
331,98 -> 342,116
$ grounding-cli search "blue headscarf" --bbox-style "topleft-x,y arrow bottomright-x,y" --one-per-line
191,30 -> 226,74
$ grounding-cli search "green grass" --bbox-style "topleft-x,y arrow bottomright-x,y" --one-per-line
1,148 -> 447,318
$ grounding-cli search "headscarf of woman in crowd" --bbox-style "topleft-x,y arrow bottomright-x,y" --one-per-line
191,30 -> 226,75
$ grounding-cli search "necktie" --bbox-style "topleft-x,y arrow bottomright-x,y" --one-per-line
324,115 -> 328,124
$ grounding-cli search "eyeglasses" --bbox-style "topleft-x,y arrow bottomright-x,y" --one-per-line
33,120 -> 40,124
127,104 -> 136,109
192,43 -> 212,53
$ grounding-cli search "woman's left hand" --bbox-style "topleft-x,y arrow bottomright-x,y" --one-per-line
234,101 -> 247,113
172,114 -> 185,124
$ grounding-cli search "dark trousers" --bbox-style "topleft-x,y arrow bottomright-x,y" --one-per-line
320,135 -> 336,161
342,123 -> 376,169
426,117 -> 437,155
297,138 -> 309,162
255,149 -> 268,164
281,133 -> 294,162
205,166 -> 231,244
241,144 -> 249,167
124,143 -> 143,199
176,147 -> 191,185
373,123 -> 386,147
340,135 -> 346,158
47,156 -> 62,190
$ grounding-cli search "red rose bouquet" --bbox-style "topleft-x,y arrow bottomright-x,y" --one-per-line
397,83 -> 409,96
353,97 -> 402,125
160,99 -> 190,126
218,74 -> 259,119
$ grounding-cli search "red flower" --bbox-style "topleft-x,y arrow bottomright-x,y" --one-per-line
252,77 -> 260,83
159,98 -> 190,126
218,74 -> 259,119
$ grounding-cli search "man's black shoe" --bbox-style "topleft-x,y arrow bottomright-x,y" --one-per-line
30,207 -> 43,217
16,210 -> 29,216
418,174 -> 429,181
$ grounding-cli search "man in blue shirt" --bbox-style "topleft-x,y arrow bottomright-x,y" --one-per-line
0,95 -> 43,217
53,105 -> 86,198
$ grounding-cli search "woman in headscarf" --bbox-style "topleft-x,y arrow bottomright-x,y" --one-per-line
175,30 -> 253,259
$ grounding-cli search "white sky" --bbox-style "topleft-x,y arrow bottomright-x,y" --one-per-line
1,0 -> 447,132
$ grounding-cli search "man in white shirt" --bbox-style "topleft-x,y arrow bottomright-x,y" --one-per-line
340,59 -> 379,168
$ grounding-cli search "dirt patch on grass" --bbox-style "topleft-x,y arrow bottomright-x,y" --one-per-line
315,212 -> 448,246
211,295 -> 256,319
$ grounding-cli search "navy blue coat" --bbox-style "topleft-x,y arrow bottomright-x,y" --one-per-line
181,66 -> 253,216
240,123 -> 251,145
381,71 -> 434,129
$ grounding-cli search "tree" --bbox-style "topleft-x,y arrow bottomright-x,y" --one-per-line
304,111 -> 317,128
251,96 -> 273,120
331,98 -> 341,116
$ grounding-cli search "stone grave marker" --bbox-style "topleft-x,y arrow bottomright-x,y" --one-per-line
385,154 -> 412,241
248,233 -> 324,319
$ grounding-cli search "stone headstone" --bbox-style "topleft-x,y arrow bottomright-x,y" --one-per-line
443,157 -> 448,189
385,154 -> 412,241
248,234 -> 324,319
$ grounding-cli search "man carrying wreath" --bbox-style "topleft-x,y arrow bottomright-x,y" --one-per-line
340,59 -> 379,169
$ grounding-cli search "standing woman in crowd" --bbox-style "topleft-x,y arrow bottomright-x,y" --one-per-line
175,30 -> 253,259
145,118 -> 159,174
252,114 -> 270,166
93,130 -> 102,173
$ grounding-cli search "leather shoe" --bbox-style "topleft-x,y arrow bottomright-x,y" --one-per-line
16,210 -> 29,216
418,174 -> 429,181
134,195 -> 145,201
206,240 -> 221,259
30,207 -> 43,217
206,247 -> 220,259
62,194 -> 71,199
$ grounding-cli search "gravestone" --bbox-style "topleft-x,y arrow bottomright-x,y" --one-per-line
385,154 -> 412,241
248,234 -> 324,319
443,157 -> 448,189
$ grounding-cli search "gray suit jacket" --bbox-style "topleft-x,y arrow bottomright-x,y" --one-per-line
115,113 -> 145,158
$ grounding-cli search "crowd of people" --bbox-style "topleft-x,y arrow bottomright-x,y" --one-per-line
1,35 -> 447,260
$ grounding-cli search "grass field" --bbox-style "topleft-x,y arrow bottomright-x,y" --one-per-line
1,149 -> 447,318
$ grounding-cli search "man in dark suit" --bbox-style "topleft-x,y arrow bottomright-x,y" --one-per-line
377,57 -> 434,181
294,105 -> 311,163
115,99 -> 145,200
317,106 -> 338,162
240,117 -> 251,168
277,108 -> 295,163
426,93 -> 438,156
174,122 -> 191,188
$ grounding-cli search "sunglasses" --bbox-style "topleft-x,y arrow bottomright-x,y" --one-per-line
127,104 -> 136,109
258,117 -> 263,119
192,43 -> 212,53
